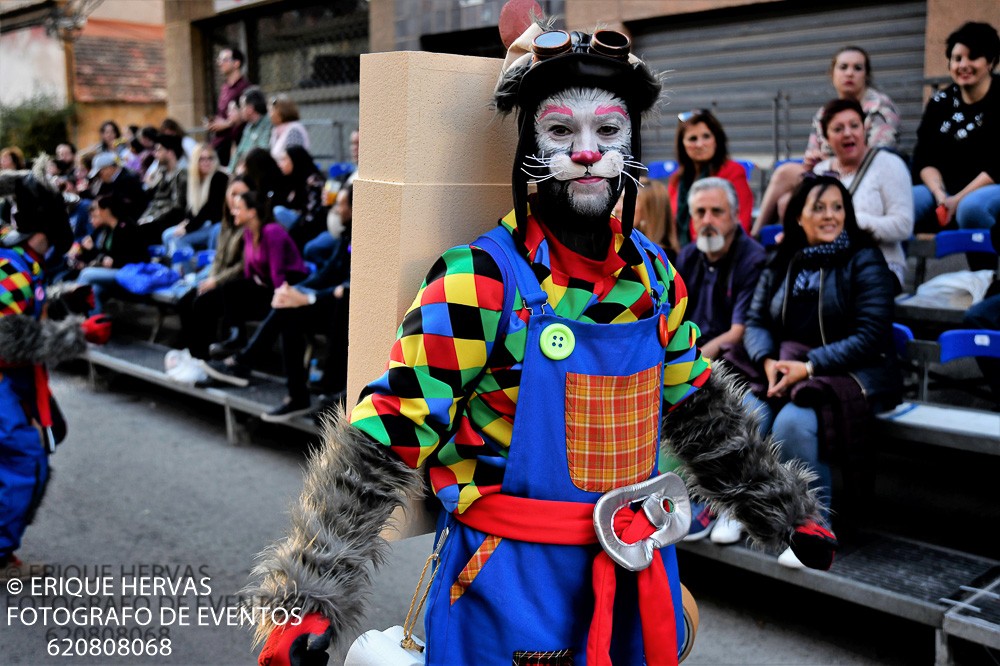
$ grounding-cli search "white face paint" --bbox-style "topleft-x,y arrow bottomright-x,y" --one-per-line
527,88 -> 635,218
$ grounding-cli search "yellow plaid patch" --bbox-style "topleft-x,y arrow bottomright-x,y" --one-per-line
565,364 -> 661,492
450,535 -> 502,605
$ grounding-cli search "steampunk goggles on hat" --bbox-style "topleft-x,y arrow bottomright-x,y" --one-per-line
495,22 -> 661,236
530,29 -> 632,61
514,29 -> 660,117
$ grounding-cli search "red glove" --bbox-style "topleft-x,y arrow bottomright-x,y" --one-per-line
258,612 -> 332,666
790,521 -> 838,571
81,315 -> 112,345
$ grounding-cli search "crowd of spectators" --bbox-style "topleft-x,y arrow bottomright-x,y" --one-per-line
621,21 -> 998,565
0,44 -> 357,421
0,22 -> 996,510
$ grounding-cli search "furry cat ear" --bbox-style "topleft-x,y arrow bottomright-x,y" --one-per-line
493,62 -> 530,116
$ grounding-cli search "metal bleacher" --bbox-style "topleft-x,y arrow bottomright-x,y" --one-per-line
85,339 -> 318,444
895,231 -> 998,331
679,533 -> 1000,637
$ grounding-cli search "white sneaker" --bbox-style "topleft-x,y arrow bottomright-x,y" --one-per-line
710,513 -> 743,545
778,547 -> 805,569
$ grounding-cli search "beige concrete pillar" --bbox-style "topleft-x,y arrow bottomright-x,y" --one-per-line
367,0 -> 396,53
351,51 -> 516,538
164,0 -> 213,130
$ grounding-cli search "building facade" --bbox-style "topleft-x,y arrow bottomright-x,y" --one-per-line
1,0 -> 166,152
163,0 -> 995,168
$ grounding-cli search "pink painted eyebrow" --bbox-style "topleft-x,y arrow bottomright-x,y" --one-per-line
538,104 -> 574,120
595,105 -> 628,118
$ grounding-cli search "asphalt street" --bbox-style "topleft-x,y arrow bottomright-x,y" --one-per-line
1,367 -> 942,665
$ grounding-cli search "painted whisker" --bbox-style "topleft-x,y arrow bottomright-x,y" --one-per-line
619,171 -> 642,188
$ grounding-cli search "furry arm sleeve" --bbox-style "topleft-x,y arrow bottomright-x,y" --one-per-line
243,407 -> 423,651
0,315 -> 87,366
662,362 -> 824,552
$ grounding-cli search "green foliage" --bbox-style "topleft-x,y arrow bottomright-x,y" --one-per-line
0,94 -> 75,160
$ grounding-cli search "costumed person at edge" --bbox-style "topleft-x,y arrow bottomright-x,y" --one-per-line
0,165 -> 111,570
244,15 -> 838,666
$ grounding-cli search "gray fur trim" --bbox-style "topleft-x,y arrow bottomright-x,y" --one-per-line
493,62 -> 530,116
31,154 -> 54,188
0,315 -> 86,365
0,170 -> 31,197
242,406 -> 424,649
662,362 -> 823,552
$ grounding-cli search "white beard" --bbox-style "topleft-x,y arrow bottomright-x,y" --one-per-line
696,232 -> 726,255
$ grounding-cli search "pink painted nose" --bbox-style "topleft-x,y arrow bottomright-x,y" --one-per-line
570,150 -> 602,166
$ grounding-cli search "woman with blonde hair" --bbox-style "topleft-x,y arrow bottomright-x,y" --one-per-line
161,142 -> 229,256
268,95 -> 310,161
617,177 -> 679,260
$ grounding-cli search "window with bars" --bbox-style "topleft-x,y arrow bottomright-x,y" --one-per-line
201,0 -> 368,163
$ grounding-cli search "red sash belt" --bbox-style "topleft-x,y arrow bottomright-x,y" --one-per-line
455,493 -> 678,666
34,364 -> 53,429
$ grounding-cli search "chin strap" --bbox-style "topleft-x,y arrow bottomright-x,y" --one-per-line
617,112 -> 645,239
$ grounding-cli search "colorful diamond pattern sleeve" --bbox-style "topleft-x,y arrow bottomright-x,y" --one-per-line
351,211 -> 710,513
0,250 -> 38,316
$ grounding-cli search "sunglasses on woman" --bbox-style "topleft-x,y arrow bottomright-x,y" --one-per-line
677,109 -> 710,123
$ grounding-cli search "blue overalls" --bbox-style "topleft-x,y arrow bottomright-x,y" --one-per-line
0,247 -> 50,559
423,226 -> 686,666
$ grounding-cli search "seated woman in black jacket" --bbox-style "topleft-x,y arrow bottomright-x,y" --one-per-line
741,175 -> 901,567
272,145 -> 328,251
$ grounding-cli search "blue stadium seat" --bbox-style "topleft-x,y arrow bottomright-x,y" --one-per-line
736,159 -> 755,180
196,250 -> 215,270
647,160 -> 678,180
892,322 -> 914,359
170,247 -> 194,266
328,162 -> 356,180
759,224 -> 782,247
938,329 -> 1000,363
934,230 -> 996,258
773,158 -> 804,170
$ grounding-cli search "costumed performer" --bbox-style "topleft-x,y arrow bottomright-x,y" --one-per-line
0,163 -> 111,570
245,12 -> 838,666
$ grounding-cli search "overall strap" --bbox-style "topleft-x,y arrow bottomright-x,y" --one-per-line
474,225 -> 549,314
629,229 -> 667,305
429,227 -> 524,454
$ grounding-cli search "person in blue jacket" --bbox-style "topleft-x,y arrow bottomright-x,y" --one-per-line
0,167 -> 109,570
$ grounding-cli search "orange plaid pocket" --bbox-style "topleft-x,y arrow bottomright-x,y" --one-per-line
450,535 -> 502,604
565,364 -> 661,492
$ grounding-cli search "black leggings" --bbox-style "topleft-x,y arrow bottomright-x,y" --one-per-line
180,278 -> 273,359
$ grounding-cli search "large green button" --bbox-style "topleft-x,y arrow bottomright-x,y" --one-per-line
540,323 -> 575,360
